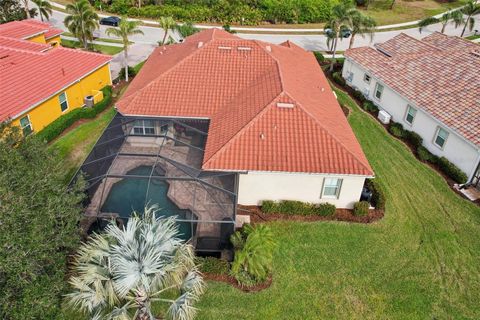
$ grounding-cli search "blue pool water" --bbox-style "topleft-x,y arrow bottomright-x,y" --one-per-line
101,166 -> 195,240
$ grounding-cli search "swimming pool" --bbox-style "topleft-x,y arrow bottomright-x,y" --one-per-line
100,165 -> 196,240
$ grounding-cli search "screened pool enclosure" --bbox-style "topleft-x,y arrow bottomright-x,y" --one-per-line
73,113 -> 237,252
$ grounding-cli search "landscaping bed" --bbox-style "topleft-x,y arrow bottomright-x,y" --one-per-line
202,273 -> 273,293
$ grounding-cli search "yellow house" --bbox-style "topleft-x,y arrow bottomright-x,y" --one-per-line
0,20 -> 112,135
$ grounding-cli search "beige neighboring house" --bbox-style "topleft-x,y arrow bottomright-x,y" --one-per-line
343,32 -> 480,190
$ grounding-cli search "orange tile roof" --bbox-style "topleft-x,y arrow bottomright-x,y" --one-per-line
0,42 -> 111,121
117,29 -> 373,176
0,19 -> 62,40
345,32 -> 480,147
0,35 -> 50,52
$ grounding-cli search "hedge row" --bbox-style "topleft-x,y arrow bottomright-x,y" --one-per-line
388,121 -> 467,183
195,256 -> 230,275
261,200 -> 336,216
36,86 -> 113,143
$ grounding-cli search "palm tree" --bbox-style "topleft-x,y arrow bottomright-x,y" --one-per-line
348,12 -> 376,49
64,0 -> 99,50
460,0 -> 480,37
325,1 -> 356,71
67,205 -> 205,320
106,18 -> 144,82
20,0 -> 30,18
32,0 -> 52,22
159,16 -> 177,45
418,10 -> 464,33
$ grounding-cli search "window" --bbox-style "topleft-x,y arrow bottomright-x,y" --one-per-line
59,92 -> 68,112
322,178 -> 343,198
364,74 -> 371,84
434,127 -> 449,149
132,120 -> 155,135
19,115 -> 32,136
405,105 -> 417,125
346,71 -> 353,83
374,83 -> 384,100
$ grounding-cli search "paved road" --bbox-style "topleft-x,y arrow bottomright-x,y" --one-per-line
45,4 -> 478,51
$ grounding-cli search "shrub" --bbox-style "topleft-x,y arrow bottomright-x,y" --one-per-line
261,200 -> 277,213
313,51 -> 325,64
416,146 -> 438,163
315,203 -> 336,216
365,179 -> 386,211
118,66 -> 136,80
36,86 -> 112,143
230,224 -> 276,285
437,157 -> 468,183
195,256 -> 230,275
352,89 -> 366,103
176,21 -> 200,38
353,201 -> 369,216
405,130 -> 423,149
332,72 -> 346,87
362,101 -> 378,113
261,200 -> 336,215
388,122 -> 405,138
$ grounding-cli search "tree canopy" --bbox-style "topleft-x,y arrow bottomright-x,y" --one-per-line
0,123 -> 84,319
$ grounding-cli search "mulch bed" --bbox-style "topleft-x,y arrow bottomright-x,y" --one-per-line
240,206 -> 384,224
203,273 -> 272,292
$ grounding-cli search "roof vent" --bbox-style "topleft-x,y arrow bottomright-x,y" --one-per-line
237,46 -> 251,51
198,41 -> 203,48
265,45 -> 271,52
218,46 -> 232,50
276,102 -> 295,109
259,133 -> 265,140
471,50 -> 480,58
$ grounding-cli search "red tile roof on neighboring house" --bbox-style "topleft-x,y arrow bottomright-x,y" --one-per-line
117,29 -> 373,176
0,19 -> 62,40
346,32 -> 480,147
0,39 -> 111,121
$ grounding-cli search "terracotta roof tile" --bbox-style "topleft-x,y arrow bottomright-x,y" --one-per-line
0,19 -> 62,40
346,32 -> 480,146
117,28 -> 373,176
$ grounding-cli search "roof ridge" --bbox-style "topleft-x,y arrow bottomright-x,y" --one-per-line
202,92 -> 283,167
286,90 -> 373,174
0,45 -> 45,56
252,40 -> 286,92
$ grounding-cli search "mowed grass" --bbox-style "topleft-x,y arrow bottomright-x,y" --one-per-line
61,39 -> 123,55
196,87 -> 480,319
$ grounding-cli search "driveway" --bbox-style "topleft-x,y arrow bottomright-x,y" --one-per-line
110,43 -> 157,80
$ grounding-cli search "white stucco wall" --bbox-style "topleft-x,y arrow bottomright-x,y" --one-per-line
342,59 -> 480,179
237,171 -> 367,209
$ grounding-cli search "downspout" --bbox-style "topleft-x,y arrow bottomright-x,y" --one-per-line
468,152 -> 480,185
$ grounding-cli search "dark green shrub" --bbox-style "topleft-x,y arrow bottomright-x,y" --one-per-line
332,72 -> 346,87
405,131 -> 423,149
314,203 -> 336,216
365,179 -> 386,211
261,200 -> 277,213
437,157 -> 468,183
195,256 -> 230,275
362,101 -> 378,113
118,66 -> 136,80
176,21 -> 200,37
416,146 -> 438,163
313,51 -> 325,63
36,86 -> 112,143
352,89 -> 366,103
353,201 -> 369,216
388,122 -> 405,138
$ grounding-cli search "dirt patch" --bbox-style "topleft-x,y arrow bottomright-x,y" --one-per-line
240,206 -> 384,224
203,273 -> 273,292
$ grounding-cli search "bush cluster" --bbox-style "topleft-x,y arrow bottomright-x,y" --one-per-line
313,51 -> 325,63
332,72 -> 346,87
118,66 -> 136,80
365,179 -> 386,211
36,86 -> 113,143
109,0 -> 336,24
195,256 -> 230,275
362,101 -> 378,113
437,156 -> 468,184
388,122 -> 405,138
351,89 -> 366,103
353,201 -> 369,216
261,200 -> 336,216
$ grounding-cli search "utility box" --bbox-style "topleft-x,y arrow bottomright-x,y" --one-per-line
84,95 -> 94,108
378,110 -> 391,124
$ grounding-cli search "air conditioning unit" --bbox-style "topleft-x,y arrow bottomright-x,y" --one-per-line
363,87 -> 370,97
84,95 -> 94,108
378,110 -> 391,124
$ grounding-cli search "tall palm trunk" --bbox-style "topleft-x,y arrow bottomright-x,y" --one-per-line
349,33 -> 356,49
161,28 -> 169,45
441,22 -> 447,33
460,15 -> 472,36
329,36 -> 338,72
124,48 -> 129,82
23,0 -> 30,18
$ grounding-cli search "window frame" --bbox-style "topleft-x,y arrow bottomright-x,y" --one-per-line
321,178 -> 343,199
404,105 -> 417,126
346,71 -> 354,83
374,83 -> 384,101
363,73 -> 371,84
58,92 -> 69,113
19,115 -> 33,136
132,119 -> 156,136
433,127 -> 449,150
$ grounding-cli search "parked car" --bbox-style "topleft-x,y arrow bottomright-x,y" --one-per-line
100,16 -> 121,27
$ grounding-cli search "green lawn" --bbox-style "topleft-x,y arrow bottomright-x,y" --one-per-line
61,39 -> 123,55
50,107 -> 116,180
196,87 -> 480,319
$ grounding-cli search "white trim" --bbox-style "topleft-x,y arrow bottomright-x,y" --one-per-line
45,33 -> 62,40
12,61 -> 112,119
59,91 -> 69,113
363,73 -> 371,84
233,169 -> 373,178
118,112 -> 210,120
433,126 -> 449,150
321,177 -> 343,199
404,104 -> 417,126
374,82 -> 384,101
344,57 -> 480,150
23,31 -> 47,40
469,153 -> 480,182
19,114 -> 33,135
